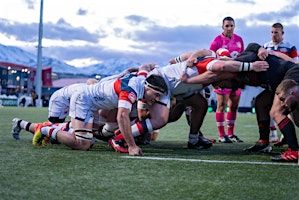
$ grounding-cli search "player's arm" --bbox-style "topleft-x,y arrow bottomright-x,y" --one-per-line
181,71 -> 235,85
169,51 -> 193,64
117,107 -> 143,156
169,49 -> 213,65
268,51 -> 295,62
208,60 -> 269,72
185,49 -> 214,67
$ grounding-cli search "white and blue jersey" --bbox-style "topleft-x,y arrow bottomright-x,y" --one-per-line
264,41 -> 298,61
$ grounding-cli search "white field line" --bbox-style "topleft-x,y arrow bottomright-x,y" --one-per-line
122,156 -> 298,166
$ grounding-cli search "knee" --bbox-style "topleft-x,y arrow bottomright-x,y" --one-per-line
151,115 -> 168,129
270,107 -> 280,121
73,129 -> 94,150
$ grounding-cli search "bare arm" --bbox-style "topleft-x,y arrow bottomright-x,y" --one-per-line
185,49 -> 214,66
209,60 -> 269,72
169,49 -> 213,65
181,71 -> 235,85
269,51 -> 295,62
117,107 -> 142,156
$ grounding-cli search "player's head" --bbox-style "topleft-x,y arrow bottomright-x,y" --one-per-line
276,79 -> 298,112
271,22 -> 284,43
222,16 -> 235,37
144,74 -> 168,105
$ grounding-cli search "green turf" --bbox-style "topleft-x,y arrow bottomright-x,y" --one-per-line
0,107 -> 298,200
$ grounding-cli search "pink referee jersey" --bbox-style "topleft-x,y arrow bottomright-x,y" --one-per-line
210,33 -> 244,95
210,33 -> 244,59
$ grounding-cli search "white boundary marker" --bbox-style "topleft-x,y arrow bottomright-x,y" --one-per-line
122,156 -> 298,166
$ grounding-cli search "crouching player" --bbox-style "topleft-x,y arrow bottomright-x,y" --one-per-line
32,73 -> 168,156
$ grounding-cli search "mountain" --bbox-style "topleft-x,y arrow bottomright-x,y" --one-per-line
81,58 -> 141,76
0,44 -> 82,74
0,44 -> 142,76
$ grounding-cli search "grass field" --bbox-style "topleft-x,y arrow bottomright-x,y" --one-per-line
0,107 -> 299,200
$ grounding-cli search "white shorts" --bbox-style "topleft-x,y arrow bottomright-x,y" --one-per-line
69,92 -> 98,124
48,91 -> 70,120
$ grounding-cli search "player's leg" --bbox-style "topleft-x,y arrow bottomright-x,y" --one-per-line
270,95 -> 298,162
183,93 -> 212,149
244,90 -> 273,152
227,89 -> 243,142
215,89 -> 232,143
11,118 -> 51,140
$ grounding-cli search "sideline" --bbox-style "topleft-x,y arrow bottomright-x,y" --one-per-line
122,156 -> 298,166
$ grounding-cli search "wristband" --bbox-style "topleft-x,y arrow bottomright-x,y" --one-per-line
239,62 -> 253,71
175,56 -> 182,63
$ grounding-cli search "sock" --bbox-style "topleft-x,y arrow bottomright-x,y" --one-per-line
257,120 -> 270,142
188,133 -> 198,144
114,119 -> 154,141
19,120 -> 31,131
216,112 -> 225,138
41,127 -> 58,141
131,119 -> 153,137
278,117 -> 299,151
269,119 -> 277,137
226,112 -> 236,137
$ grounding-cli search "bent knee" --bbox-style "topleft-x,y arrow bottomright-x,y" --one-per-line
74,129 -> 94,150
151,115 -> 168,129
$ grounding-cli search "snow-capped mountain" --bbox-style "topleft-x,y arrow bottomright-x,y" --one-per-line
0,44 -> 83,74
82,58 -> 141,76
0,44 -> 143,75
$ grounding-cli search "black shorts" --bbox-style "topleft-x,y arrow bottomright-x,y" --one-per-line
284,65 -> 299,84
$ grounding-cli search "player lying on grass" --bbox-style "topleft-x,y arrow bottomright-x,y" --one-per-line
11,64 -> 154,140
32,73 -> 168,156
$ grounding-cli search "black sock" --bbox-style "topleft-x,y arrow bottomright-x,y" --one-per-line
278,117 -> 299,151
258,120 -> 270,141
25,122 -> 32,131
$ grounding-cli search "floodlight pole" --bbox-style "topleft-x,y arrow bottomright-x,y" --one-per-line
36,0 -> 44,107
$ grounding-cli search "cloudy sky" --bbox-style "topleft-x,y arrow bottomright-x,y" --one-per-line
0,0 -> 299,67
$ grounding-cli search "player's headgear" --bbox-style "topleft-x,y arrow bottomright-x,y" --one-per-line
145,74 -> 168,95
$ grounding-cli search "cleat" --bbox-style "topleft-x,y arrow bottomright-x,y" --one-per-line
229,135 -> 244,142
271,148 -> 298,162
108,138 -> 129,153
32,124 -> 45,146
11,118 -> 21,140
208,138 -> 217,144
197,135 -> 213,148
41,136 -> 50,146
218,135 -> 233,143
244,140 -> 272,153
274,137 -> 287,147
188,135 -> 213,149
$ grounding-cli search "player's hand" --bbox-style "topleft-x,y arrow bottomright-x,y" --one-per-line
252,61 -> 269,72
186,56 -> 197,67
180,73 -> 189,83
139,63 -> 156,72
257,47 -> 268,60
169,58 -> 177,64
128,145 -> 143,156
